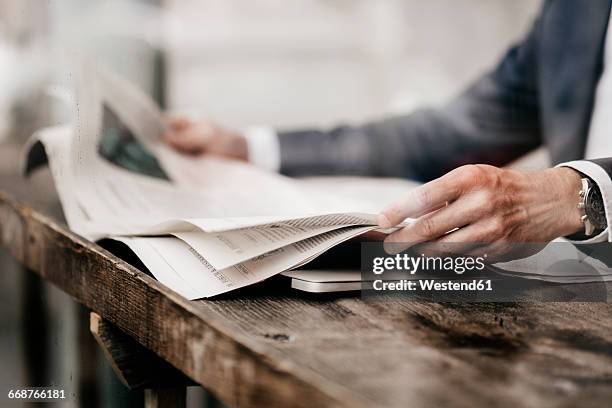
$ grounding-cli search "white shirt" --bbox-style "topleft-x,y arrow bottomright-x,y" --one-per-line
244,11 -> 612,243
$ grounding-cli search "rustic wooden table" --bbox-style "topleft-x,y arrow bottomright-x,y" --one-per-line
1,158 -> 612,408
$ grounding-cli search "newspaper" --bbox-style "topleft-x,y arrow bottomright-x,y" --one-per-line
25,64 -> 609,299
23,64 -> 403,299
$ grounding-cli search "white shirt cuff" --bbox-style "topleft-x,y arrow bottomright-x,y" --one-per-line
243,126 -> 280,172
556,160 -> 612,243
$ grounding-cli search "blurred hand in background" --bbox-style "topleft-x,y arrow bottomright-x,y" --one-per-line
162,116 -> 248,161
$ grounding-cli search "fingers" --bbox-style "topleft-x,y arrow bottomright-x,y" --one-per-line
419,220 -> 513,262
168,116 -> 193,132
163,128 -> 212,154
162,117 -> 214,155
377,167 -> 473,228
417,222 -> 490,257
383,193 -> 482,253
435,220 -> 491,244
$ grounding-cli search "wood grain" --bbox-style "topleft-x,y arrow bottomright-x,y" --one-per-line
0,188 -> 361,408
90,312 -> 194,390
1,172 -> 612,407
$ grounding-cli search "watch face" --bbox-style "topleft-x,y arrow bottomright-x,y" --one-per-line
586,187 -> 607,229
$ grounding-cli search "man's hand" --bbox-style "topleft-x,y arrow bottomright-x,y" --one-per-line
377,164 -> 584,260
162,117 -> 248,161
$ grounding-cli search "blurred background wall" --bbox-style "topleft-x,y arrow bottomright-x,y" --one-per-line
0,0 -> 542,138
164,0 -> 542,128
0,1 -> 542,407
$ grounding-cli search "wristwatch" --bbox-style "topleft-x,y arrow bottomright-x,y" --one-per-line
578,177 -> 607,235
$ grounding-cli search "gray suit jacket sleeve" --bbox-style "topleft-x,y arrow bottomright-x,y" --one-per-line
278,9 -> 545,182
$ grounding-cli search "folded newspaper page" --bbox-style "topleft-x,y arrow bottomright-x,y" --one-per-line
23,63 -> 406,299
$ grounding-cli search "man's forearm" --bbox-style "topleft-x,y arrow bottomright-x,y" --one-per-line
276,104 -> 539,181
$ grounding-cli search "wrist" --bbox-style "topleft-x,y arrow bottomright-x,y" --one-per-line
212,130 -> 248,161
229,132 -> 249,161
551,167 -> 584,236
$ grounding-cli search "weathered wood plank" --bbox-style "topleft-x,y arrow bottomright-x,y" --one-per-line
1,172 -> 612,408
90,312 -> 193,390
0,189 -> 363,408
